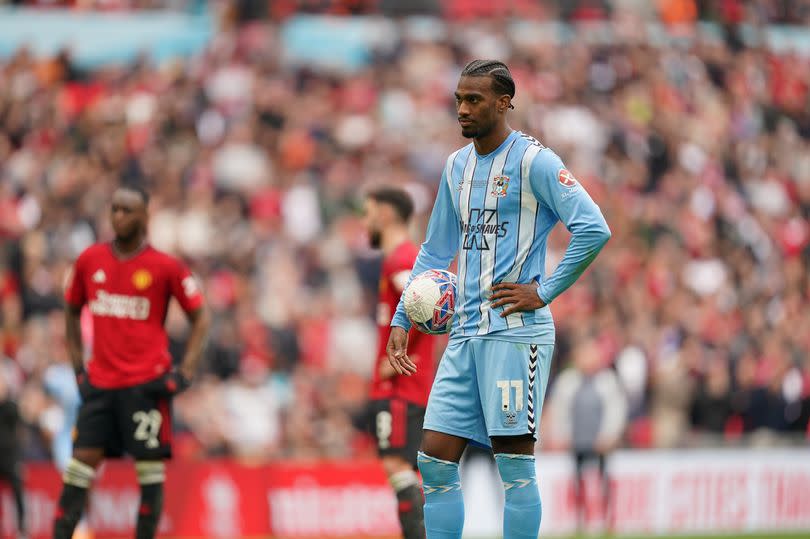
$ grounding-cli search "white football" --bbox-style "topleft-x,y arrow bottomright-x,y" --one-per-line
404,275 -> 441,323
402,269 -> 457,334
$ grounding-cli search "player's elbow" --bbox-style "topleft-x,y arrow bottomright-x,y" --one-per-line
594,223 -> 611,248
191,305 -> 211,334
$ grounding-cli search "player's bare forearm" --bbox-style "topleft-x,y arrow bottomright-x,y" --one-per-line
180,306 -> 210,380
65,304 -> 84,375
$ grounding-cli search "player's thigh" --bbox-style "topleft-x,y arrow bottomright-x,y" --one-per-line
73,387 -> 117,462
474,341 -> 554,441
117,385 -> 173,460
369,399 -> 424,469
423,339 -> 488,449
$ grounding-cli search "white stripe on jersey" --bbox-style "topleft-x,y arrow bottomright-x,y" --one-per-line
503,144 -> 542,329
455,149 -> 477,334
445,150 -> 460,193
476,140 -> 516,335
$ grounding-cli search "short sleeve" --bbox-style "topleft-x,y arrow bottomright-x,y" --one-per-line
169,259 -> 204,313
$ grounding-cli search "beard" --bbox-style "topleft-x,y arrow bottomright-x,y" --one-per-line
461,120 -> 494,139
114,228 -> 138,243
369,229 -> 382,249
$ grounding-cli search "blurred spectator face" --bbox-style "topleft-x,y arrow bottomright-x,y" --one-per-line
573,339 -> 603,376
362,197 -> 400,249
110,188 -> 148,243
363,197 -> 384,249
455,75 -> 508,140
706,358 -> 730,397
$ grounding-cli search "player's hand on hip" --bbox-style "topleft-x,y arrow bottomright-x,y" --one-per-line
143,368 -> 191,397
75,369 -> 96,400
386,326 -> 417,376
490,283 -> 547,318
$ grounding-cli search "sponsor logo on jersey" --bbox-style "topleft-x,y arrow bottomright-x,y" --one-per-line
132,269 -> 153,290
92,269 -> 107,283
558,169 -> 582,200
89,290 -> 150,320
491,175 -> 510,197
558,168 -> 578,187
461,209 -> 509,250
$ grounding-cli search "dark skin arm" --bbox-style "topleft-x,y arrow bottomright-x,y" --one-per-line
386,327 -> 416,376
490,283 -> 546,317
178,306 -> 210,381
65,303 -> 85,375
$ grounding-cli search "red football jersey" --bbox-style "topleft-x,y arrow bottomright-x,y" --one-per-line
370,242 -> 436,407
64,243 -> 204,389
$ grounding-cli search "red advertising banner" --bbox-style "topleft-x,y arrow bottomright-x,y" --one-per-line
2,450 -> 810,538
0,459 -> 399,539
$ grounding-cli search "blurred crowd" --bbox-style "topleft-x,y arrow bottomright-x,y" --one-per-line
2,0 -> 810,464
3,0 -> 810,26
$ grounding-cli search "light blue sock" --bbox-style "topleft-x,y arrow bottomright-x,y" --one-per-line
496,453 -> 542,539
417,451 -> 464,539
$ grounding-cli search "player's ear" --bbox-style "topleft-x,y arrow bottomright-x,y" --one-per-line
497,95 -> 512,113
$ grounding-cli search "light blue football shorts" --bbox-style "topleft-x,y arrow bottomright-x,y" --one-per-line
423,338 -> 554,448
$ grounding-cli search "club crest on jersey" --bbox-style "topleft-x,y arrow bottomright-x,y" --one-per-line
558,169 -> 578,187
92,269 -> 106,284
491,175 -> 510,197
132,269 -> 153,290
503,410 -> 518,427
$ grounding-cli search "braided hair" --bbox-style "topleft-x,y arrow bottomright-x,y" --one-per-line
460,60 -> 515,109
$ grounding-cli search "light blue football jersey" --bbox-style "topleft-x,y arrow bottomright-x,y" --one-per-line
391,130 -> 611,341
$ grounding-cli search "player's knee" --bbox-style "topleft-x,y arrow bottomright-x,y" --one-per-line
72,447 -> 104,470
419,430 -> 466,463
417,451 -> 460,491
63,458 -> 96,488
381,455 -> 412,478
135,461 -> 166,485
491,434 -> 535,456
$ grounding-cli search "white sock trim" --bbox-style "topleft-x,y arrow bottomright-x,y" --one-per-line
63,458 -> 96,488
135,460 -> 166,485
494,453 -> 536,461
417,451 -> 460,467
389,469 -> 419,492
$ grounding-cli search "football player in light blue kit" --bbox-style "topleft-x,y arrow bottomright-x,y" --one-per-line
387,60 -> 611,539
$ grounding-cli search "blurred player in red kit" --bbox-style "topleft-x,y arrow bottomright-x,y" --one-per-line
364,187 -> 437,539
53,185 -> 210,539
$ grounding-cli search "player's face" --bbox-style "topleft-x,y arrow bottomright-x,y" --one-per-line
363,198 -> 383,249
455,76 -> 501,139
110,189 -> 147,242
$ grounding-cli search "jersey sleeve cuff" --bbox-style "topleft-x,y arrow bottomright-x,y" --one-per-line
537,285 -> 552,306
391,312 -> 412,331
64,298 -> 84,309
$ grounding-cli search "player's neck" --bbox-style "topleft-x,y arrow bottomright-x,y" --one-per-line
112,234 -> 147,258
381,227 -> 409,255
473,123 -> 513,156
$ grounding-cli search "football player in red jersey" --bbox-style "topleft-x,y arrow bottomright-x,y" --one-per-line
53,185 -> 210,539
364,187 -> 437,539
